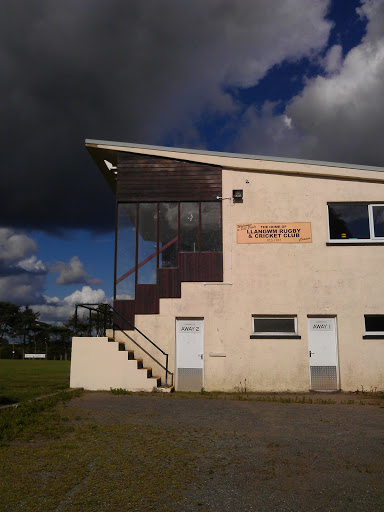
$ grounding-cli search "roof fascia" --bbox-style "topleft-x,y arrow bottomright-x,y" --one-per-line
86,140 -> 384,184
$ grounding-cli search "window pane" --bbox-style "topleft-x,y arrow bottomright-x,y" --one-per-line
116,203 -> 136,300
372,206 -> 384,237
201,203 -> 221,252
253,317 -> 296,333
365,315 -> 384,332
180,203 -> 199,252
138,203 -> 157,284
328,204 -> 370,239
159,203 -> 178,268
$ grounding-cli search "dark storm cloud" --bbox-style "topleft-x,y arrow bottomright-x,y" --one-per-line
0,0 -> 331,233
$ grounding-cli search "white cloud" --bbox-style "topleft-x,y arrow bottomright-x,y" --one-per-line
0,230 -> 102,323
0,274 -> 46,305
0,228 -> 47,305
0,228 -> 37,263
234,0 -> 384,167
52,255 -> 101,285
323,44 -> 343,74
33,286 -> 109,323
63,286 -> 107,306
17,255 -> 46,272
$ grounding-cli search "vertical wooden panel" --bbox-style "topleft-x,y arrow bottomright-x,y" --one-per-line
117,153 -> 222,202
113,300 -> 135,330
179,253 -> 200,281
158,269 -> 181,298
199,253 -> 223,282
135,284 -> 159,314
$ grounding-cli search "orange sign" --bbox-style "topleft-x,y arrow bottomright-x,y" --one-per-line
237,222 -> 312,244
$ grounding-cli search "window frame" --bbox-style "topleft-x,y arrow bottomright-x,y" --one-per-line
250,315 -> 301,339
363,314 -> 384,339
327,202 -> 384,244
114,200 -> 223,299
369,204 -> 384,240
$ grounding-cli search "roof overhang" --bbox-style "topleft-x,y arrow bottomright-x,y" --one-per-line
86,139 -> 384,187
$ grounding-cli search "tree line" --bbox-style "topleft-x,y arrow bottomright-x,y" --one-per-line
0,301 -> 112,360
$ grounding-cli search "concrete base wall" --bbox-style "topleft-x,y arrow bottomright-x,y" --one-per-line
70,337 -> 160,391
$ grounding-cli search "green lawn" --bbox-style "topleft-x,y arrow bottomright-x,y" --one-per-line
0,360 -> 71,405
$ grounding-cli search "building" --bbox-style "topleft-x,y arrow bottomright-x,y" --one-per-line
70,139 -> 384,393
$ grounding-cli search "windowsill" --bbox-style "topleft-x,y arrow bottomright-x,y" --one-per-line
327,241 -> 384,246
363,335 -> 384,339
250,335 -> 301,339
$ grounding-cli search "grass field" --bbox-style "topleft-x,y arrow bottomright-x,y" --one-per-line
0,360 -> 71,405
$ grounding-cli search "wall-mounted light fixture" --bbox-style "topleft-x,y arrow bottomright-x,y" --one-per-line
232,189 -> 243,203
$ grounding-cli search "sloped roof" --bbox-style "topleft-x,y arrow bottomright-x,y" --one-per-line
86,139 -> 384,191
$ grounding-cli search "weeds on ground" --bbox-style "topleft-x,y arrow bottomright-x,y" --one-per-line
0,389 -> 83,446
110,388 -> 133,395
0,402 -> 212,512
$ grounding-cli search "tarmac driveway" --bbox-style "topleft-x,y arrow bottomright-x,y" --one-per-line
64,391 -> 384,512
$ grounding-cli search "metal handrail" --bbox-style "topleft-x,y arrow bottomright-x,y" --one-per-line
74,303 -> 173,387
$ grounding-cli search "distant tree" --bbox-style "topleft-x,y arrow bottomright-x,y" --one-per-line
0,302 -> 20,343
15,305 -> 40,354
49,325 -> 72,360
64,304 -> 113,337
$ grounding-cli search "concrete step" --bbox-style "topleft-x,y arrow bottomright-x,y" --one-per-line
80,336 -> 166,390
157,385 -> 175,393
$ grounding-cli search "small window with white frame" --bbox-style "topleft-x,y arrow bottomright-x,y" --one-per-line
328,202 -> 384,242
251,315 -> 299,338
364,315 -> 384,337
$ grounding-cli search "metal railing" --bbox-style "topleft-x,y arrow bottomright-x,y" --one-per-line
74,303 -> 173,387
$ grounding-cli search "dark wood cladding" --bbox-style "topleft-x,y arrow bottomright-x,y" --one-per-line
113,300 -> 135,330
135,284 -> 159,314
158,269 -> 181,298
180,253 -> 223,282
117,152 -> 221,202
179,253 -> 200,281
199,253 -> 223,282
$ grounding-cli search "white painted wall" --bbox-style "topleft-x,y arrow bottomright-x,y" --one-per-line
70,337 -> 160,391
116,164 -> 384,392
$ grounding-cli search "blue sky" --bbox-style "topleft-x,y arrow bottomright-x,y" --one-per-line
1,0 -> 384,323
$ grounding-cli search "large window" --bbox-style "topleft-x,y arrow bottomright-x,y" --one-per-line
179,202 -> 222,253
159,203 -> 178,268
116,203 -> 136,300
201,203 -> 221,252
137,203 -> 157,284
328,203 -> 384,242
115,201 -> 222,297
251,315 -> 299,338
180,202 -> 199,252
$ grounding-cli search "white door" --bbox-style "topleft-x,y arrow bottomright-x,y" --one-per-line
307,317 -> 339,391
176,319 -> 204,391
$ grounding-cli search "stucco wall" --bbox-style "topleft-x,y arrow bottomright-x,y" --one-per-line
117,166 -> 384,392
70,337 -> 161,391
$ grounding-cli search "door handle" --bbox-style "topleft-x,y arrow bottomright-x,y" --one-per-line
309,351 -> 315,357
198,353 -> 203,360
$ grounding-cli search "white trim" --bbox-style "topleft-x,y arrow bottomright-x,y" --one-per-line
328,202 -> 384,243
369,204 -> 384,240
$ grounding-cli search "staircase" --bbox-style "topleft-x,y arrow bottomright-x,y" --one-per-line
70,335 -> 174,392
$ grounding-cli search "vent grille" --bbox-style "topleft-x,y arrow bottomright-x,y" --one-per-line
310,366 -> 338,391
177,368 -> 203,392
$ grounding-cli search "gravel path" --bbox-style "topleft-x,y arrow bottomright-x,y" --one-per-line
64,392 -> 384,512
